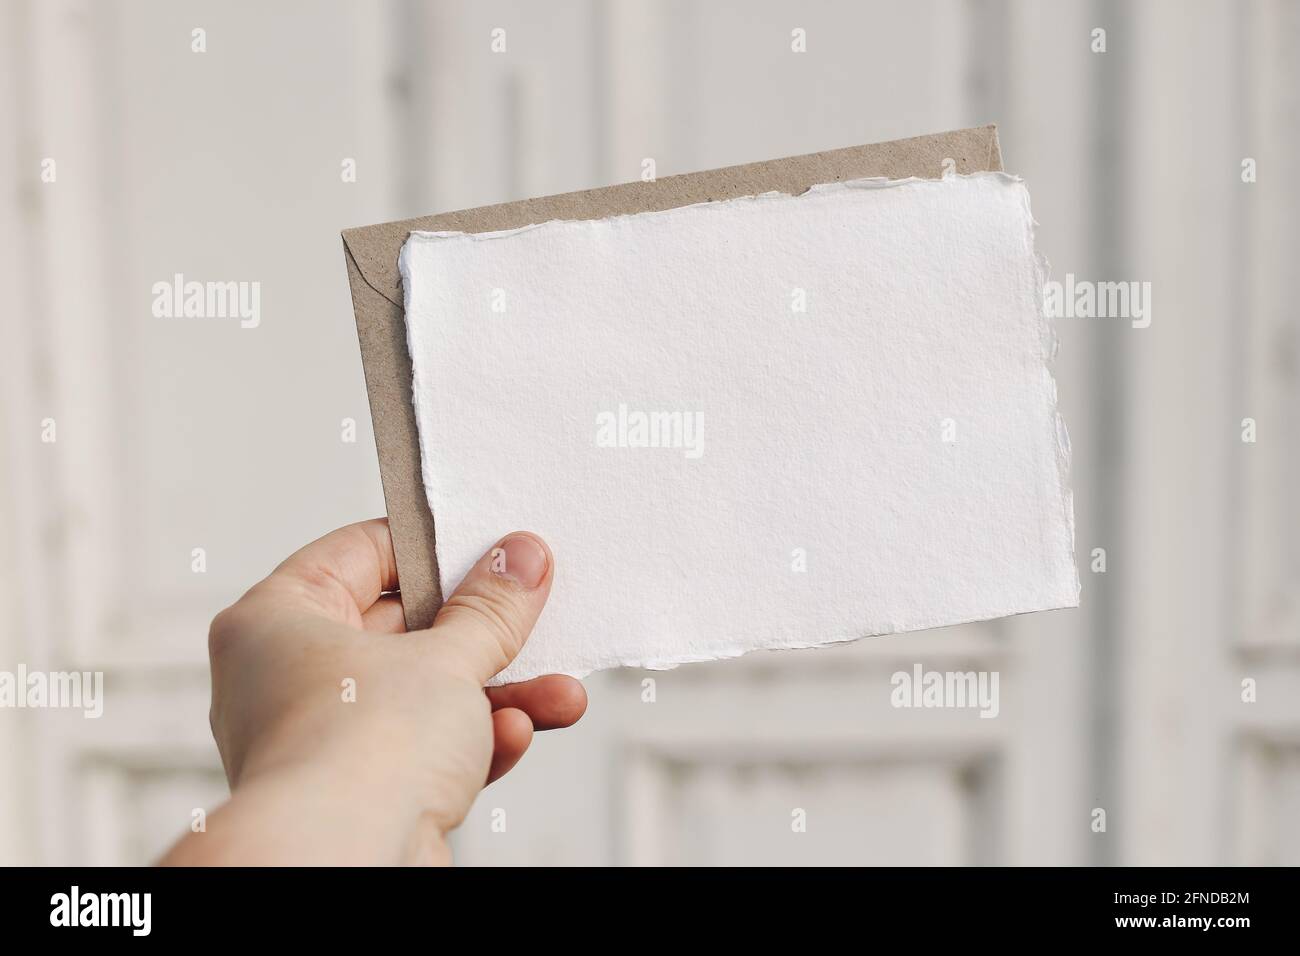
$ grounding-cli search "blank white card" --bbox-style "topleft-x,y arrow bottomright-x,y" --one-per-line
399,173 -> 1078,685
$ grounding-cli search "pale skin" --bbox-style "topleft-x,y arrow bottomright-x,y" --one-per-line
160,518 -> 584,866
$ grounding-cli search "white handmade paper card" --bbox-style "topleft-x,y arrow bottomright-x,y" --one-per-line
399,173 -> 1078,685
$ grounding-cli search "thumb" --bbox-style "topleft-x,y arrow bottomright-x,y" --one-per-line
426,532 -> 554,684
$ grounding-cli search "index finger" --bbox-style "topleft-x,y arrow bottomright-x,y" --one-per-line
260,518 -> 400,622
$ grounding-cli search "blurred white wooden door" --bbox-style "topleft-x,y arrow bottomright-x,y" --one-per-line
0,0 -> 401,865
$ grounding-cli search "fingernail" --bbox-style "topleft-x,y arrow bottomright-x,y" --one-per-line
490,534 -> 548,589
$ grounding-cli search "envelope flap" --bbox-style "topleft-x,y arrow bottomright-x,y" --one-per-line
341,124 -> 1002,307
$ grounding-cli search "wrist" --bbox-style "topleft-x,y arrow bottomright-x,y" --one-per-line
210,719 -> 435,865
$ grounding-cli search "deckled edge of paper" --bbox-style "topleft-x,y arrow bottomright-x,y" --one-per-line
546,598 -> 1083,679
1014,182 -> 1083,610
397,240 -> 436,552
402,170 -> 1017,246
399,172 -> 1082,681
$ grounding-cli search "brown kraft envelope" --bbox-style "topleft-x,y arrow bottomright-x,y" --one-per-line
341,124 -> 1004,631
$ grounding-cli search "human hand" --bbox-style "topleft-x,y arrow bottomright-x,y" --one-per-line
161,518 -> 584,865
